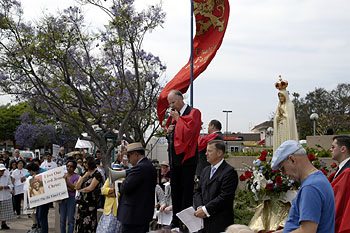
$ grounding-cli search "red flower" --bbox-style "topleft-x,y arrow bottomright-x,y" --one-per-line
328,172 -> 336,182
271,169 -> 280,173
266,183 -> 274,191
275,176 -> 283,186
244,171 -> 253,179
258,150 -> 268,161
239,174 -> 246,181
307,153 -> 316,161
331,162 -> 338,169
321,168 -> 328,176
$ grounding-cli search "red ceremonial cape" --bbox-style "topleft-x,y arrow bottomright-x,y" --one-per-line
157,0 -> 230,125
198,133 -> 218,152
332,168 -> 350,233
173,108 -> 201,163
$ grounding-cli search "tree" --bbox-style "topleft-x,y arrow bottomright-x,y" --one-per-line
0,0 -> 166,167
0,102 -> 29,145
15,112 -> 61,150
329,83 -> 350,133
292,84 -> 350,139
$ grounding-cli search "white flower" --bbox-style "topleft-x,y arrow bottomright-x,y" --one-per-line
253,172 -> 267,190
287,179 -> 295,187
250,184 -> 257,194
253,159 -> 261,166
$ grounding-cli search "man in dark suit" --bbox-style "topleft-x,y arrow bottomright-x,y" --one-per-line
166,90 -> 202,229
196,119 -> 223,178
330,135 -> 350,233
117,142 -> 157,233
194,140 -> 238,233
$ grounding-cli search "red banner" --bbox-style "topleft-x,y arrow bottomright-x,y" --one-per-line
157,0 -> 230,125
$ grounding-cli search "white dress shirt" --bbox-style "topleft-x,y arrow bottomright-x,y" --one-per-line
11,168 -> 28,195
179,104 -> 188,116
335,157 -> 350,178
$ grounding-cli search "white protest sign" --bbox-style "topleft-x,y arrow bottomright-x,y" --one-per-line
27,166 -> 68,208
52,144 -> 60,158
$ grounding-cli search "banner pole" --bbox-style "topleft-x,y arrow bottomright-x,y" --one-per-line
190,0 -> 194,107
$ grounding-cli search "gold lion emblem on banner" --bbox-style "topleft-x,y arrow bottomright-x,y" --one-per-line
194,0 -> 226,35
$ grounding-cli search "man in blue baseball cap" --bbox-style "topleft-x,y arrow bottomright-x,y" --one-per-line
271,140 -> 335,233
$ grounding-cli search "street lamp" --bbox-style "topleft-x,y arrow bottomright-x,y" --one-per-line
55,120 -> 65,146
310,113 -> 319,136
222,110 -> 232,151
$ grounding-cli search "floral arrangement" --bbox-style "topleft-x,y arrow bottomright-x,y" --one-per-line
239,150 -> 297,201
306,148 -> 338,180
240,149 -> 333,201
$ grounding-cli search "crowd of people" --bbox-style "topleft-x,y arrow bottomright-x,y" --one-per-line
0,89 -> 349,233
0,143 -> 176,233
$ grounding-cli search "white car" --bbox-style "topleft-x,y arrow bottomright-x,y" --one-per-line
19,150 -> 35,160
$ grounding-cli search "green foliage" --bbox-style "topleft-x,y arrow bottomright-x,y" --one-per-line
229,148 -> 273,157
306,145 -> 331,157
234,189 -> 256,225
229,151 -> 260,157
0,102 -> 29,142
292,84 -> 350,138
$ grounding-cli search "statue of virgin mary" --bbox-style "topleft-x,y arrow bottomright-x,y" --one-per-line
273,76 -> 298,152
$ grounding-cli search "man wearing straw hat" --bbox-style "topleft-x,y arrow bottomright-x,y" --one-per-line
117,142 -> 157,233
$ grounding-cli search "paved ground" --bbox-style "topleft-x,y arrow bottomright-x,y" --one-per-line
3,205 -> 173,233
5,206 -> 56,233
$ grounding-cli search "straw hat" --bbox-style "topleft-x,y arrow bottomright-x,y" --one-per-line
126,142 -> 144,153
160,161 -> 169,167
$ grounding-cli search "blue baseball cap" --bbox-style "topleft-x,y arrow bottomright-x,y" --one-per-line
271,140 -> 305,170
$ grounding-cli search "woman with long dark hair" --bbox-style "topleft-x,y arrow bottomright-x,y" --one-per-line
75,157 -> 103,233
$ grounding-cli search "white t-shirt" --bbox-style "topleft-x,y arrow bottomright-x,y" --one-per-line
40,160 -> 58,170
0,171 -> 13,201
11,168 -> 28,195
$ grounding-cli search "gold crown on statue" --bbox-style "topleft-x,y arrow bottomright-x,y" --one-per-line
275,75 -> 288,91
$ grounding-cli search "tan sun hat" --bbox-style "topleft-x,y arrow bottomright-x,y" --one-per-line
160,161 -> 169,167
126,142 -> 144,153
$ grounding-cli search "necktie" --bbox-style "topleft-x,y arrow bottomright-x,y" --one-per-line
210,166 -> 217,179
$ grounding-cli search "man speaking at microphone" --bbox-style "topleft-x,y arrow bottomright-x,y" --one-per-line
166,90 -> 202,230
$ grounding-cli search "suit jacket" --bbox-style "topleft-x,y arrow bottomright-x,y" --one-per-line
330,159 -> 350,182
194,160 -> 238,233
117,157 -> 157,225
196,132 -> 223,177
336,159 -> 350,178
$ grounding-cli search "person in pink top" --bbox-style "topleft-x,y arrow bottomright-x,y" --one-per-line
59,160 -> 80,233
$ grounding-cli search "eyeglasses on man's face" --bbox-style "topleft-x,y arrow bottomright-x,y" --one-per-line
279,155 -> 293,173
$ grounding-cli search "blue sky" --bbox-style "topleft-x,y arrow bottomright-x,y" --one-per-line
3,0 -> 349,133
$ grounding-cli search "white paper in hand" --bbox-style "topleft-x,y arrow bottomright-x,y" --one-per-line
176,207 -> 204,233
158,210 -> 173,226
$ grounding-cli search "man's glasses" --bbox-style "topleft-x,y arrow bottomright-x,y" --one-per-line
279,154 -> 293,173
